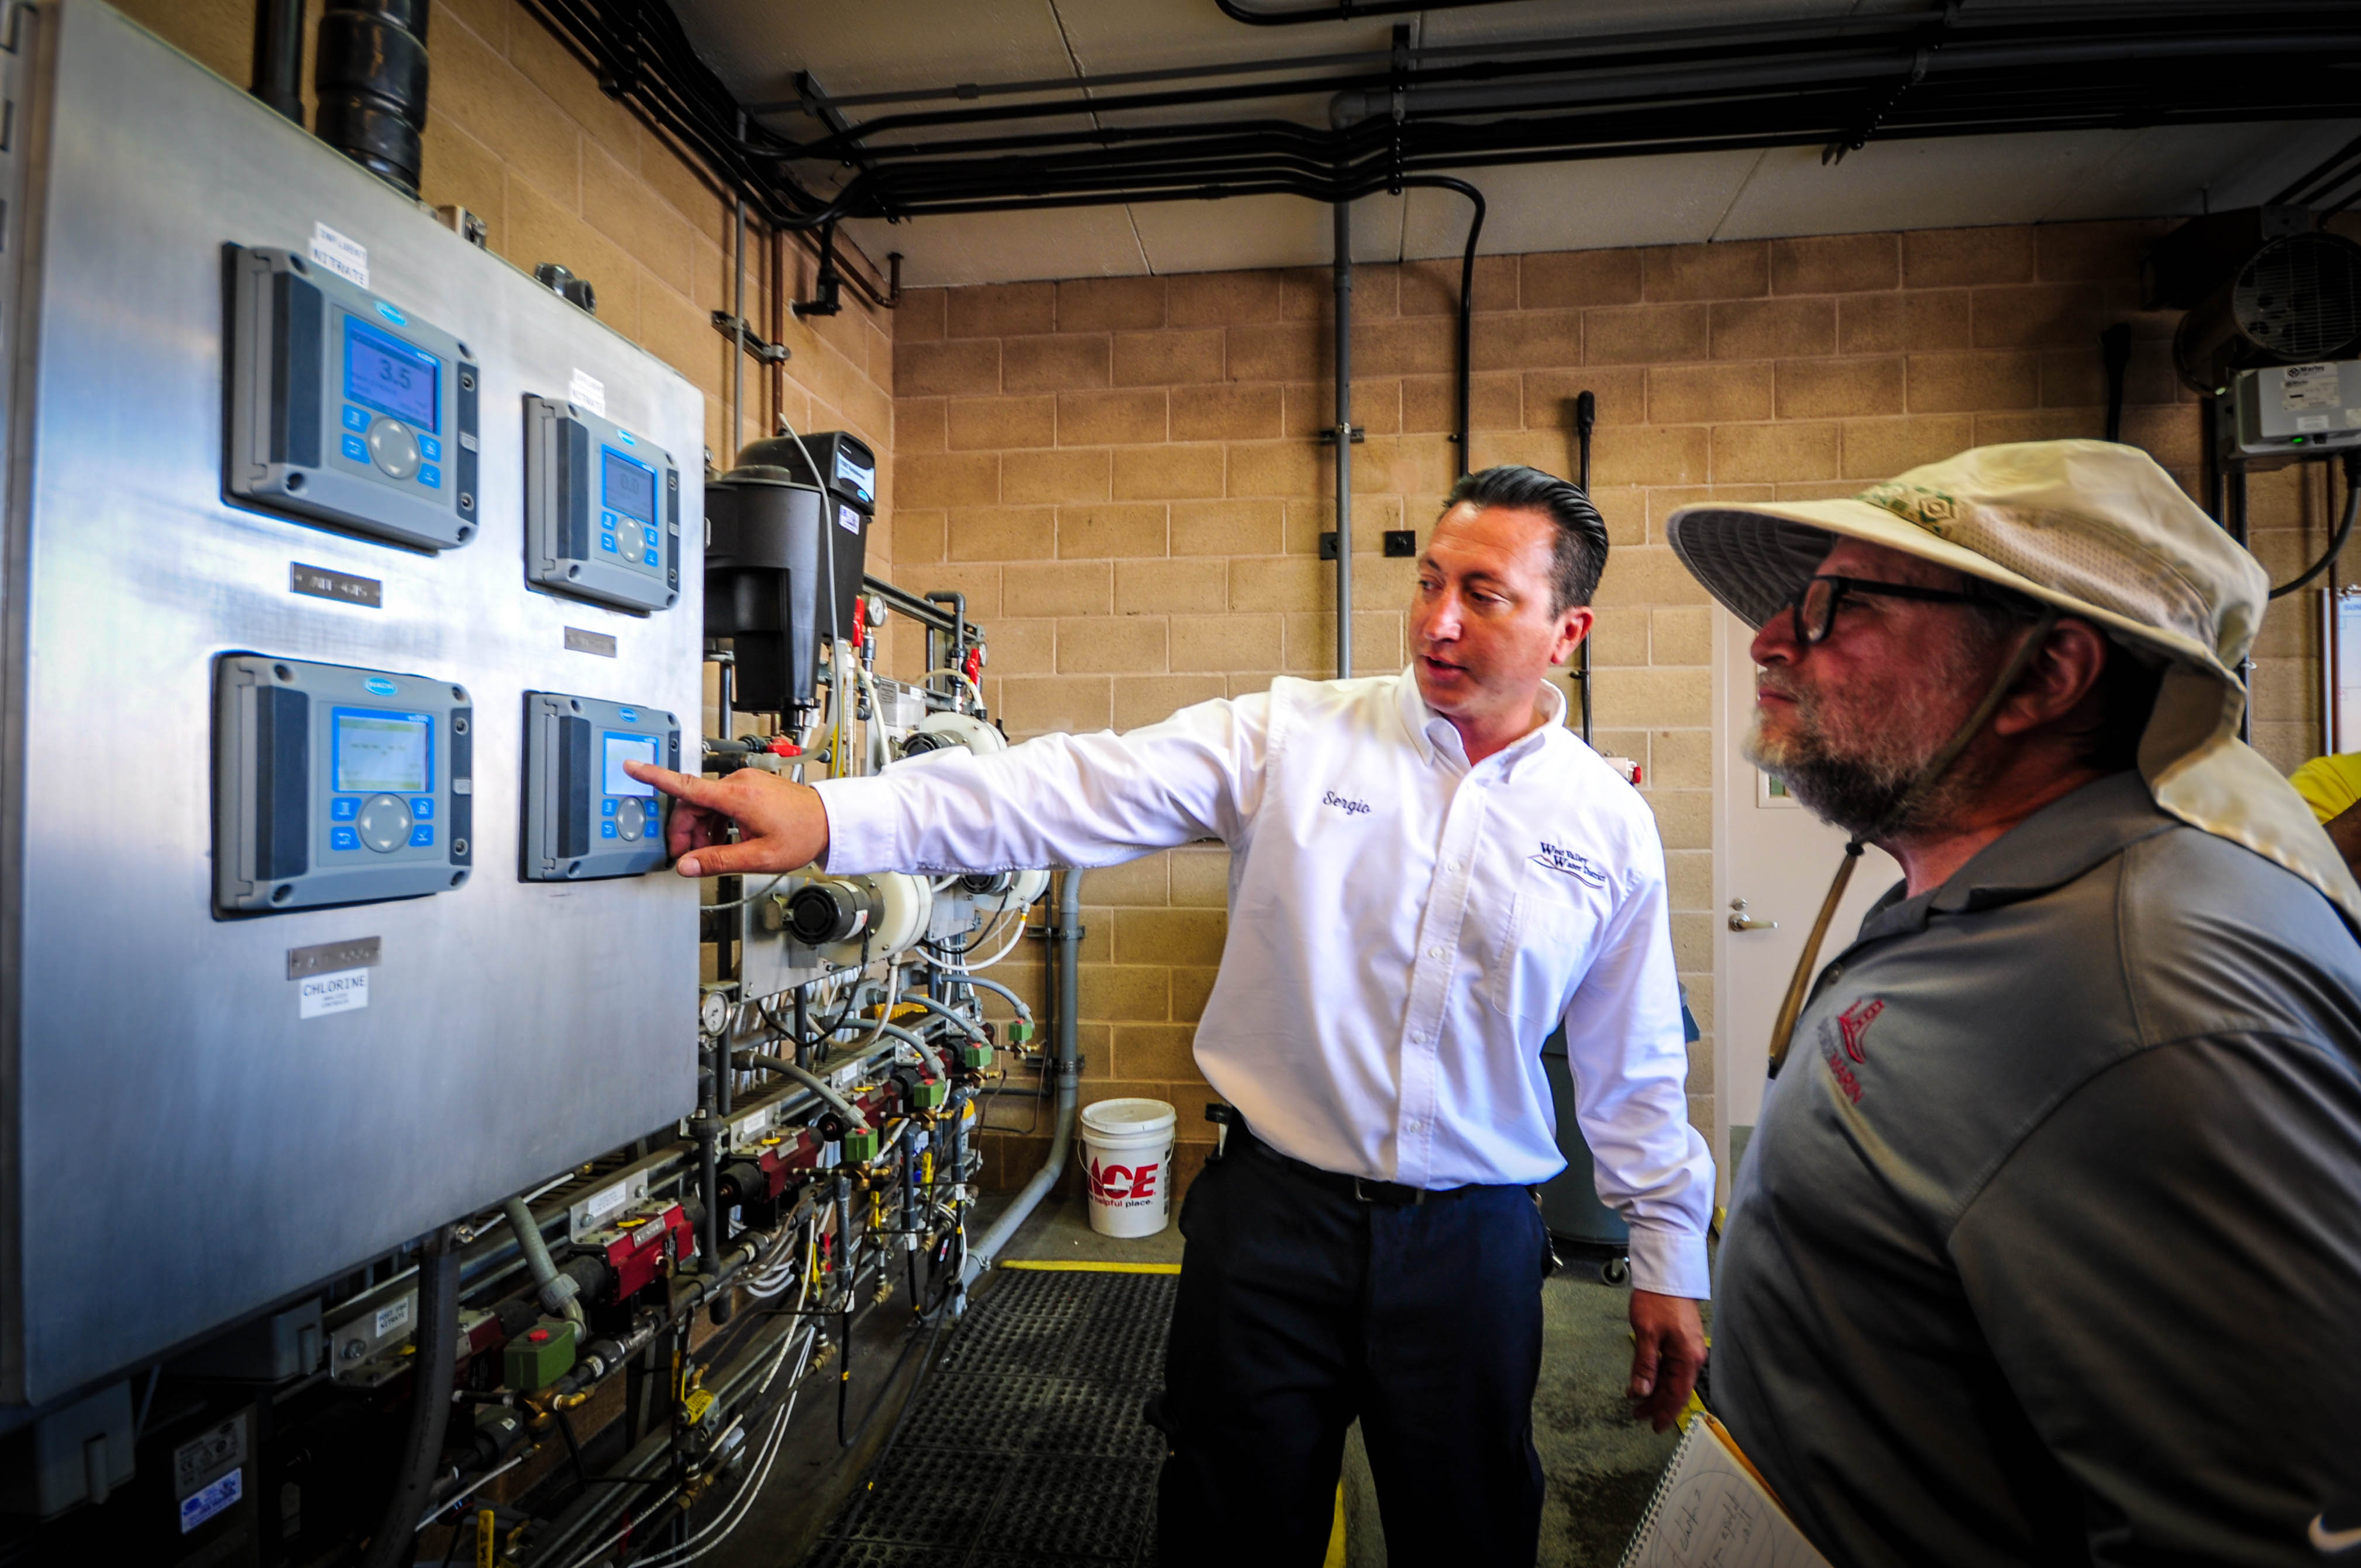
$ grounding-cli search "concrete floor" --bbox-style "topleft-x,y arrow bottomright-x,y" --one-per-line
726,1193 -> 1682,1567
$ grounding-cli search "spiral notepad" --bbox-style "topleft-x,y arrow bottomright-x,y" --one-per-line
1619,1413 -> 1833,1568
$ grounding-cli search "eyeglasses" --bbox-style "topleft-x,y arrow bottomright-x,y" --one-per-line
1780,574 -> 1985,646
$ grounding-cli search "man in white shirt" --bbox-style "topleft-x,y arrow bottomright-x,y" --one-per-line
628,464 -> 1712,1562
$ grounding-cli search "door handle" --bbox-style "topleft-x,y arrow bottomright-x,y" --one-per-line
1728,897 -> 1778,932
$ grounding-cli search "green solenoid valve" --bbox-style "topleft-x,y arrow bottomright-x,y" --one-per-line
961,1043 -> 994,1070
844,1129 -> 882,1163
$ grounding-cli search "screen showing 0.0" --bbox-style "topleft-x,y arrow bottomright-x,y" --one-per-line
333,709 -> 433,795
343,316 -> 439,431
603,448 -> 658,526
603,732 -> 657,797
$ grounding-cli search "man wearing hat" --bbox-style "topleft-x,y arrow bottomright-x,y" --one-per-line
1668,440 -> 2361,1564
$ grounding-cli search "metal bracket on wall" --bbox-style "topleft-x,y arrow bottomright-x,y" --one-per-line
711,311 -> 791,364
1316,426 -> 1365,444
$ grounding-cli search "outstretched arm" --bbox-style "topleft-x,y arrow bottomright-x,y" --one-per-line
627,691 -> 1276,880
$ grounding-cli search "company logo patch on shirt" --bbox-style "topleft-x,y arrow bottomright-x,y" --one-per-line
1530,842 -> 1608,886
1321,790 -> 1372,817
1837,997 -> 1884,1063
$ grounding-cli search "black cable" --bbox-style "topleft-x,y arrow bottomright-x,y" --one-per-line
2269,455 -> 2361,601
356,1226 -> 460,1568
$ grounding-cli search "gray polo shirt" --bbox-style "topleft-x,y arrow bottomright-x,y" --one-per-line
1713,770 -> 2361,1567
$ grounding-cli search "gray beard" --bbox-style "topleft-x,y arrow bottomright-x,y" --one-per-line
1743,689 -> 1952,842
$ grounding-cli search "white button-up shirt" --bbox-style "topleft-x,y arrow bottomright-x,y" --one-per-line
813,668 -> 1713,1297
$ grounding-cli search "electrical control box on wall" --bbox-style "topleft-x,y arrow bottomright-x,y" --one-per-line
524,396 -> 682,612
521,691 -> 679,880
0,2 -> 704,1407
223,244 -> 481,550
214,655 -> 473,914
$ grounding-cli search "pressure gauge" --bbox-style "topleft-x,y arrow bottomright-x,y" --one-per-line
699,989 -> 731,1036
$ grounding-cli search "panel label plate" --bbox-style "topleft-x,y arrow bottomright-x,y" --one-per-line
564,627 -> 618,658
308,221 -> 369,288
298,967 -> 370,1018
288,936 -> 381,978
291,561 -> 383,608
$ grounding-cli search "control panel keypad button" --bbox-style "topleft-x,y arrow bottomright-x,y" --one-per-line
601,798 -> 617,817
408,823 -> 435,848
617,798 -> 646,842
366,418 -> 421,481
600,533 -> 617,553
409,798 -> 433,821
355,792 -> 414,854
340,433 -> 369,464
418,464 -> 441,489
418,434 -> 442,461
330,826 -> 361,852
340,405 -> 370,433
599,821 -> 618,840
641,549 -> 660,566
330,796 -> 360,822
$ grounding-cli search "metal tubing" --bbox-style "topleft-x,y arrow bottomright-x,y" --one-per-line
1333,199 -> 1354,680
963,869 -> 1083,1286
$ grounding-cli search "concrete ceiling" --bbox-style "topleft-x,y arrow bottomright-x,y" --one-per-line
673,1 -> 2361,284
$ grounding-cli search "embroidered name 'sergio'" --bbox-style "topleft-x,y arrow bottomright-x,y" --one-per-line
1531,842 -> 1609,886
1321,790 -> 1372,816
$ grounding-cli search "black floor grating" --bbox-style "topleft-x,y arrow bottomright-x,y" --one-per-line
805,1271 -> 1178,1568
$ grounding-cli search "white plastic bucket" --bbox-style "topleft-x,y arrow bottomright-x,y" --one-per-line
1079,1098 -> 1178,1238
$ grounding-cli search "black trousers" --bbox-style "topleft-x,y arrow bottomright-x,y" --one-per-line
1152,1134 -> 1550,1566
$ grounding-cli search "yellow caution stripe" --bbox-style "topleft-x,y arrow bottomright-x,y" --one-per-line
995,1259 -> 1182,1275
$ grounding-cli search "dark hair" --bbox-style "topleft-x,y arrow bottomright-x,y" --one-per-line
1441,464 -> 1609,614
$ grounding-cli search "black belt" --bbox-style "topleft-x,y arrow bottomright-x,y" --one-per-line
1227,1118 -> 1484,1208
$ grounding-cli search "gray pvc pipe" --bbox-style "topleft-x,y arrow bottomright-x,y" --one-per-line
1333,198 -> 1354,681
963,867 -> 1082,1287
893,991 -> 991,1043
501,1198 -> 584,1326
955,973 -> 1033,1021
735,1052 -> 873,1132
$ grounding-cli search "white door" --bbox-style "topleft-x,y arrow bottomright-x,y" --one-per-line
1710,609 -> 1901,1201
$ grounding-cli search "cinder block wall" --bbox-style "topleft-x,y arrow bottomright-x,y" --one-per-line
887,222 -> 2339,1199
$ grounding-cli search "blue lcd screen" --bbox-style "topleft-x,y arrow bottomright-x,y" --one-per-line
331,708 -> 434,794
343,315 -> 440,432
603,732 -> 657,796
603,447 -> 657,527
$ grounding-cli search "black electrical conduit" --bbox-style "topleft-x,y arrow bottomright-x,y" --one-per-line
519,0 -> 2359,233
1218,0 -> 1522,23
249,0 -> 305,124
2270,454 -> 2361,602
356,1226 -> 459,1568
314,0 -> 431,198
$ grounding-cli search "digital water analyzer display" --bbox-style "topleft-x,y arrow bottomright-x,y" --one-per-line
333,709 -> 433,796
526,396 -> 681,614
521,692 -> 679,881
225,246 -> 479,552
603,733 -> 659,797
343,317 -> 439,431
214,656 -> 473,915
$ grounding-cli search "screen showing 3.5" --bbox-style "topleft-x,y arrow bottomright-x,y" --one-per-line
334,709 -> 433,794
604,733 -> 658,797
343,316 -> 439,431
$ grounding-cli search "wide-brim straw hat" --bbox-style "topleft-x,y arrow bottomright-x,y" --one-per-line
1665,438 -> 2361,931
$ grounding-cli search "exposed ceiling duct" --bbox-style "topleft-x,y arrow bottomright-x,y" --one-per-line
520,2 -> 2361,230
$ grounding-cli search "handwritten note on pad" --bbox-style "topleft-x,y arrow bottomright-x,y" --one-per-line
1619,1413 -> 1833,1568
